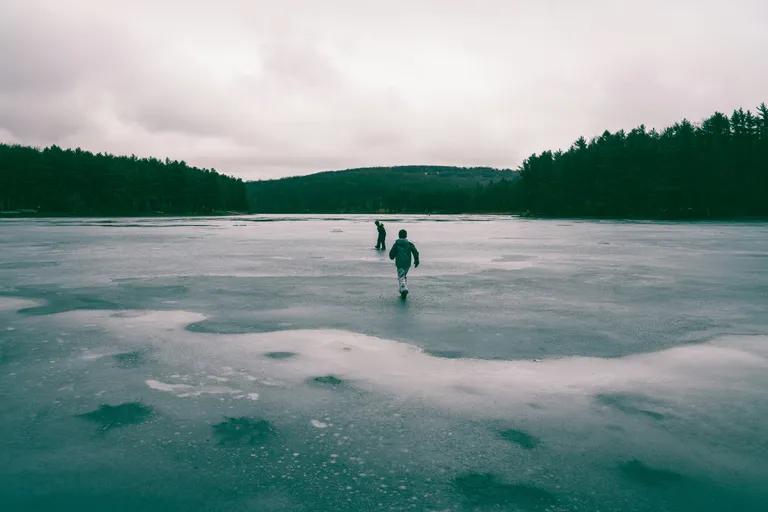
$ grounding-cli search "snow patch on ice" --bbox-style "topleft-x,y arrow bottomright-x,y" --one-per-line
145,379 -> 245,398
57,309 -> 768,415
145,379 -> 195,393
0,297 -> 41,312
80,350 -> 119,361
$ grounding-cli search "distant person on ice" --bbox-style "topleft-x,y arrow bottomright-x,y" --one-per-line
374,220 -> 386,250
389,229 -> 420,299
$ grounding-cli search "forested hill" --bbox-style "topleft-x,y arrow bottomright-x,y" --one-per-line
246,165 -> 520,213
519,104 -> 768,218
0,144 -> 247,215
247,103 -> 768,217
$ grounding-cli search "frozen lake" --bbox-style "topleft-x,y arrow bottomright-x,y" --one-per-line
1,215 -> 767,511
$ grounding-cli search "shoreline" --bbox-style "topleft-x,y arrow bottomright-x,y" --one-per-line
3,212 -> 768,222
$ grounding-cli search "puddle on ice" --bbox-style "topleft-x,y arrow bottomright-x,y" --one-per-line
77,402 -> 155,432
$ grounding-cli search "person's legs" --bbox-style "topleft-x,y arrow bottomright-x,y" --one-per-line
397,267 -> 408,293
377,235 -> 385,250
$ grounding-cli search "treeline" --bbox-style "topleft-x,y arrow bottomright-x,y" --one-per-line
0,144 -> 247,215
519,104 -> 768,218
3,103 -> 766,218
247,166 -> 520,213
246,104 -> 768,218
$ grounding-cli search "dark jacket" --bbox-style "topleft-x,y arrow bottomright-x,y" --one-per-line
377,224 -> 386,239
389,238 -> 419,269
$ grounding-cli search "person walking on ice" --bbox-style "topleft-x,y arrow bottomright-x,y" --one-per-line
389,229 -> 420,299
374,220 -> 386,250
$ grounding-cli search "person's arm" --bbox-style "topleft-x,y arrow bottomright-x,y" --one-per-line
410,243 -> 420,267
389,244 -> 397,260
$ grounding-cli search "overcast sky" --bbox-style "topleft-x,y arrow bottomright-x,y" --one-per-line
2,1 -> 767,180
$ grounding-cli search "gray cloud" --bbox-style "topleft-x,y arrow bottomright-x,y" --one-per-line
1,0 -> 767,179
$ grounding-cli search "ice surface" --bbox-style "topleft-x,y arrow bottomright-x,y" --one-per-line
1,215 -> 767,511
